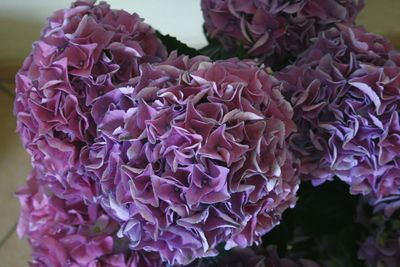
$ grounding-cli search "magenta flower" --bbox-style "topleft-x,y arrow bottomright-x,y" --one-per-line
16,169 -> 162,267
201,0 -> 364,68
81,53 -> 300,265
14,0 -> 167,178
277,25 -> 400,200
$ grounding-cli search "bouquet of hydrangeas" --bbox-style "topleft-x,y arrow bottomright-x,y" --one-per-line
14,0 -> 400,266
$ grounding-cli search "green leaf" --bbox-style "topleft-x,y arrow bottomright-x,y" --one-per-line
198,37 -> 250,61
156,31 -> 200,57
263,180 -> 367,267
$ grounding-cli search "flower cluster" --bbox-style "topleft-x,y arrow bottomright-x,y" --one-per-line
277,24 -> 400,200
16,0 -> 400,266
17,169 -> 162,267
359,231 -> 400,267
201,0 -> 364,68
357,200 -> 400,267
14,0 -> 167,179
373,195 -> 400,218
82,53 -> 299,265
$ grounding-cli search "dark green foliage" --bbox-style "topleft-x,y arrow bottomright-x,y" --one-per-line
198,38 -> 250,61
263,180 -> 367,267
156,31 -> 200,57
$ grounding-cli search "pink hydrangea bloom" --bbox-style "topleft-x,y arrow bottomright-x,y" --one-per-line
16,169 -> 162,267
201,0 -> 364,68
81,53 -> 299,265
14,0 -> 167,178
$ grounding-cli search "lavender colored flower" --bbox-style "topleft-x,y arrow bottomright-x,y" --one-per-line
17,168 -> 162,267
276,25 -> 399,200
201,0 -> 364,68
14,0 -> 167,178
81,53 -> 300,265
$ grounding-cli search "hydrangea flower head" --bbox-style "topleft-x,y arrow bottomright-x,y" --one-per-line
277,25 -> 400,200
201,0 -> 364,68
82,53 -> 300,265
14,0 -> 167,178
357,201 -> 400,267
16,169 -> 162,267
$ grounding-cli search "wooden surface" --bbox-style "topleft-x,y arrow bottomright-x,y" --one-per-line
0,1 -> 399,266
0,82 -> 31,266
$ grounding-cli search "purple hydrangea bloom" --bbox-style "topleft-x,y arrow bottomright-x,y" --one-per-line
16,169 -> 162,267
14,0 -> 167,178
201,0 -> 364,68
81,53 -> 300,265
276,25 -> 400,200
357,203 -> 400,267
373,195 -> 400,218
359,233 -> 400,267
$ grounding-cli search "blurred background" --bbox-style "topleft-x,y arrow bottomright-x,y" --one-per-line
0,0 -> 399,266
